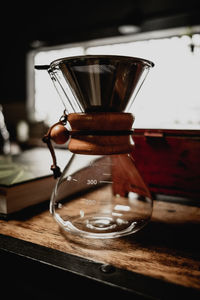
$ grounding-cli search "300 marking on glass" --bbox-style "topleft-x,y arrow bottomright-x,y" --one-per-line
87,179 -> 98,185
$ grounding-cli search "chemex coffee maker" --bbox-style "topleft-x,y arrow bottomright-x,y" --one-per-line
35,55 -> 154,239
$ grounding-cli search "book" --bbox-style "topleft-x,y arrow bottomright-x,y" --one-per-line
0,147 -> 111,217
0,147 -> 70,216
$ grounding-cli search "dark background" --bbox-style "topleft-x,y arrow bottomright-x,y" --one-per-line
0,0 -> 200,104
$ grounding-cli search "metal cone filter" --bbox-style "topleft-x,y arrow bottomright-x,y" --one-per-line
49,55 -> 154,113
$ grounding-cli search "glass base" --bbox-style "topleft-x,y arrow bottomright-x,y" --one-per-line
55,213 -> 149,239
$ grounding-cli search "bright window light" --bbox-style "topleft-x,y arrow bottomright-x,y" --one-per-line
32,34 -> 200,129
34,47 -> 84,124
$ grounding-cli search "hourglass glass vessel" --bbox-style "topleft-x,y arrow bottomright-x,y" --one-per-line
38,55 -> 154,238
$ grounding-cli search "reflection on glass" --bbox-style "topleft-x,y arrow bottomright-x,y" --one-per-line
45,55 -> 154,239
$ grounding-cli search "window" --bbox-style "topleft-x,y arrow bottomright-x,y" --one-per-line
29,28 -> 200,130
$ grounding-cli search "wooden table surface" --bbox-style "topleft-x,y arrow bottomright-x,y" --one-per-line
0,198 -> 200,299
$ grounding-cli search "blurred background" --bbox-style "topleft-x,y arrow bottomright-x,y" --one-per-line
1,0 -> 200,144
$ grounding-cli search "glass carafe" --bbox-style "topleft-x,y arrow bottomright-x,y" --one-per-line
50,112 -> 153,238
37,55 -> 154,238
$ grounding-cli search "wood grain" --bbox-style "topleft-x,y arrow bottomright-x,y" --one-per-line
67,112 -> 134,131
0,199 -> 200,290
68,112 -> 134,154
